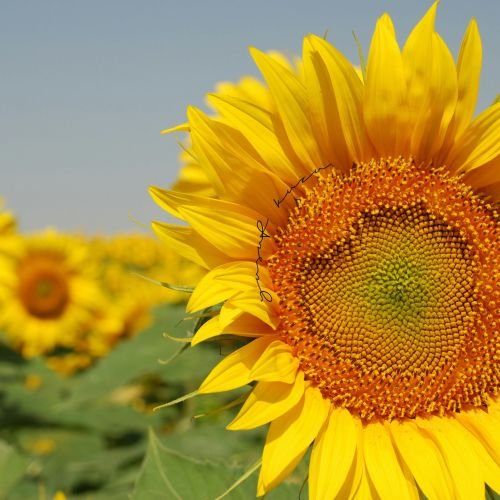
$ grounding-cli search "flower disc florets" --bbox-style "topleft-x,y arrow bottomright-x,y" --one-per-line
269,157 -> 499,421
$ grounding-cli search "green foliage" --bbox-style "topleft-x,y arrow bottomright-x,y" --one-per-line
133,429 -> 308,500
0,303 -> 309,499
0,303 -> 213,498
0,439 -> 28,497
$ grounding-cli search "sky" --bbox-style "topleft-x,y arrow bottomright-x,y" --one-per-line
1,0 -> 498,234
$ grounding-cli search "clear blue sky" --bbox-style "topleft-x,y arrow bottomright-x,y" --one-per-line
1,1 -> 498,234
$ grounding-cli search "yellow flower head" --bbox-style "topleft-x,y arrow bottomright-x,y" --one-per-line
0,229 -> 103,358
152,4 -> 499,499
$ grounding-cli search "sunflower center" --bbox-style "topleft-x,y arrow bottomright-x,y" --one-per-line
18,255 -> 70,319
268,158 -> 499,422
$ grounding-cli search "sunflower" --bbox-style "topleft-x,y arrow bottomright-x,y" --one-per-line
46,233 -> 202,375
151,4 -> 499,499
0,230 -> 103,358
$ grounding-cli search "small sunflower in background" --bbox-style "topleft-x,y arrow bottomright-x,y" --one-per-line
48,233 -> 202,374
0,229 -> 103,359
0,198 -> 16,235
0,230 -> 201,375
168,55 -> 287,198
92,232 -> 202,315
152,3 -> 499,500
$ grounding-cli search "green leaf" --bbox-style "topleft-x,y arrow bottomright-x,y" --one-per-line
486,485 -> 500,500
0,440 -> 28,497
133,429 -> 308,500
159,425 -> 263,463
133,428 -> 255,500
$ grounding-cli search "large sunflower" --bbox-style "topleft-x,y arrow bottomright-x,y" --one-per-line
151,4 -> 499,499
0,230 -> 103,358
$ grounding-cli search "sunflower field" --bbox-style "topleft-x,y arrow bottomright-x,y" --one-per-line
1,2 -> 499,499
0,206 -> 307,499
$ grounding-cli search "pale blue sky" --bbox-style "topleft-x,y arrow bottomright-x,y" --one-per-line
1,1 -> 498,234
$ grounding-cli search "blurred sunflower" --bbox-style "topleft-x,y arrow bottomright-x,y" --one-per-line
168,59 -> 286,197
0,230 -> 102,358
92,232 -> 202,314
151,3 -> 499,499
46,233 -> 203,374
0,198 -> 16,235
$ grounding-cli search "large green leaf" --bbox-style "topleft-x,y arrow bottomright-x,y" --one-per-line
133,429 -> 308,500
133,428 -> 254,500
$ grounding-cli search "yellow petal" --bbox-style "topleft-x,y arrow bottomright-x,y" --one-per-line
181,205 -> 272,260
257,386 -> 330,496
418,32 -> 458,160
458,419 -> 500,493
476,180 -> 500,201
302,37 -> 351,169
188,105 -> 243,196
189,106 -> 293,226
227,372 -> 305,430
250,47 -> 322,173
390,419 -> 454,500
462,156 -> 500,195
156,192 -> 276,261
456,407 -> 500,467
222,313 -> 275,337
418,416 -> 484,500
249,340 -> 298,383
352,464 -> 378,500
309,408 -> 357,500
364,14 -> 409,157
160,122 -> 190,134
221,292 -> 280,329
206,93 -> 299,185
214,75 -> 271,109
152,221 -> 227,269
149,185 -> 191,220
402,6 -> 461,161
447,102 -> 500,173
306,34 -> 372,164
187,261 -> 257,313
363,421 -> 419,500
401,2 -> 438,157
445,19 -> 482,143
191,311 -> 275,346
198,336 -> 275,394
338,431 -> 365,500
191,316 -> 220,346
